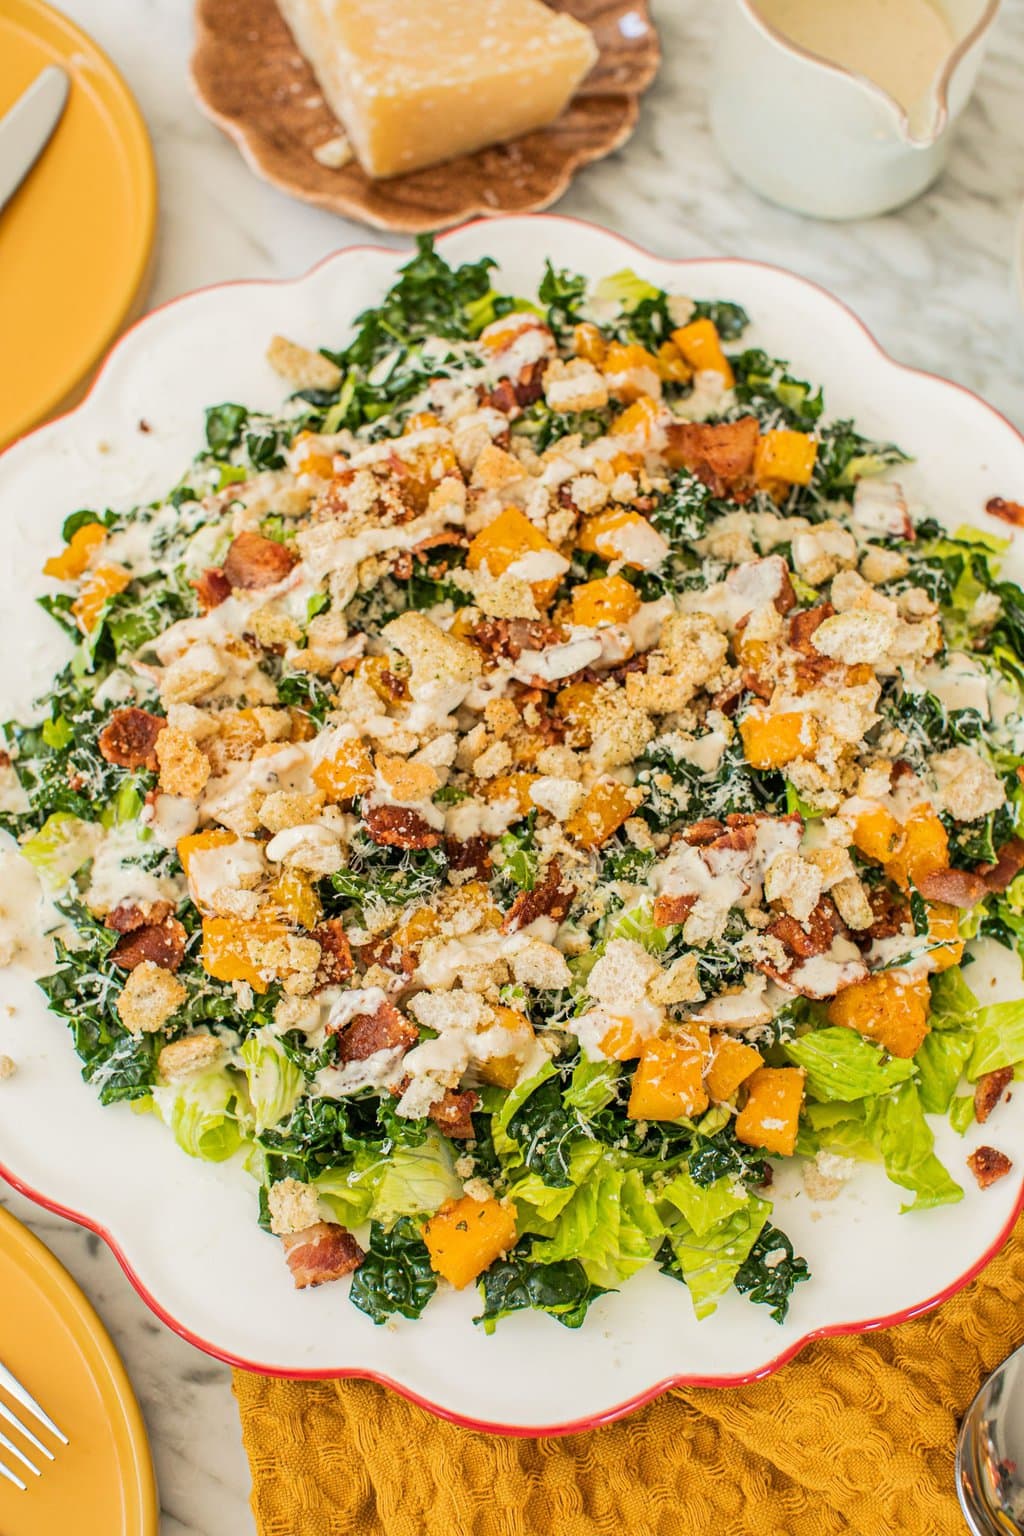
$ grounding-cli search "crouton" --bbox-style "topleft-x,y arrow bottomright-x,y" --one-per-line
116,961 -> 187,1035
157,1033 -> 223,1082
155,726 -> 211,799
266,335 -> 342,392
267,1177 -> 324,1236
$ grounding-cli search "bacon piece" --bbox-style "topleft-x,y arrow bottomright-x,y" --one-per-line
190,567 -> 231,612
915,867 -> 988,909
222,531 -> 298,590
766,898 -> 836,961
788,604 -> 835,655
105,900 -> 172,934
281,1222 -> 364,1289
986,496 -> 1024,527
974,1066 -> 1013,1125
681,818 -> 726,846
428,1088 -> 479,1139
362,804 -> 443,850
967,1145 -> 1013,1189
357,936 -> 417,977
471,617 -> 564,662
333,999 -> 419,1063
664,416 -> 760,494
97,708 -> 165,771
652,892 -> 697,926
853,887 -> 911,948
501,861 -> 575,933
481,378 -> 519,415
446,835 -> 492,879
514,358 -> 548,407
312,919 -> 353,988
111,914 -> 188,973
978,838 -> 1024,894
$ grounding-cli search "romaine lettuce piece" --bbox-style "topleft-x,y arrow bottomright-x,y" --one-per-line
662,1197 -> 771,1319
150,1068 -> 245,1162
659,1164 -> 750,1238
525,1161 -> 664,1288
240,1029 -> 305,1135
866,1083 -> 963,1212
20,812 -> 99,891
915,1029 -> 974,1115
369,1132 -> 461,1227
968,999 -> 1024,1081
782,1026 -> 916,1102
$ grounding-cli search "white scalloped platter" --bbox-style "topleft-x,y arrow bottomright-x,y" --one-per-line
1,217 -> 1023,1435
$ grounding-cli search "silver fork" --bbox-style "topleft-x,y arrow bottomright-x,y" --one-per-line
0,1360 -> 68,1492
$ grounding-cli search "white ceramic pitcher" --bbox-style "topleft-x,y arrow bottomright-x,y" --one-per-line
710,0 -> 1001,219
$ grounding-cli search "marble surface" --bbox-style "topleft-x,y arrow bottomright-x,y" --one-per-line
3,0 -> 1024,1531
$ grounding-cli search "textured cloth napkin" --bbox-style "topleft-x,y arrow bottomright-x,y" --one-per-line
233,1214 -> 1024,1536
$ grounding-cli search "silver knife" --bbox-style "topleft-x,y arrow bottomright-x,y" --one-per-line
0,65 -> 70,214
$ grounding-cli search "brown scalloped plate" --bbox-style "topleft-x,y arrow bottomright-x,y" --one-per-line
190,0 -> 660,233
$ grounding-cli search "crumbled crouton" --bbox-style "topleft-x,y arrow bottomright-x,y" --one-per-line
763,850 -> 822,923
471,443 -> 524,490
0,1054 -> 15,1081
811,609 -> 897,665
569,474 -> 609,514
159,646 -> 227,707
484,698 -> 522,739
528,776 -> 584,822
258,789 -> 327,834
453,565 -> 539,620
471,738 -> 512,782
510,938 -> 572,990
543,358 -> 609,414
626,613 -> 729,714
116,961 -> 187,1035
588,684 -> 655,771
831,876 -> 874,930
155,727 -> 211,799
266,335 -> 342,392
859,547 -> 910,585
649,953 -> 703,1006
791,523 -> 857,586
588,939 -> 662,1007
805,845 -> 856,890
251,606 -> 302,649
158,1033 -> 223,1082
383,612 -> 483,688
265,824 -> 345,875
931,746 -> 1006,824
267,1177 -> 323,1236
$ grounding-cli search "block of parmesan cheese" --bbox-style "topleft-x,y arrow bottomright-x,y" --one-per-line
277,0 -> 599,179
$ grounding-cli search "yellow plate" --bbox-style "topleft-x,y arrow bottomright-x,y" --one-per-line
0,1204 -> 158,1535
0,0 -> 157,448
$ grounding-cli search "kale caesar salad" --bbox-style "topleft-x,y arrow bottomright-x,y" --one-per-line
2,239 -> 1023,1332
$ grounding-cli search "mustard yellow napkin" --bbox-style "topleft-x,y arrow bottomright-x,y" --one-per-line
234,1214 -> 1024,1536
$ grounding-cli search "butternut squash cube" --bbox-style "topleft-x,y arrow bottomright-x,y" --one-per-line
599,1018 -> 645,1062
705,1035 -> 764,1104
576,508 -> 663,569
827,970 -> 931,1059
573,322 -> 606,365
467,506 -> 563,608
602,341 -> 662,402
739,708 -> 815,769
267,868 -> 323,929
177,827 -> 237,880
656,340 -> 692,384
422,1195 -> 517,1290
671,319 -> 734,387
735,1067 -> 805,1156
484,772 -> 539,817
554,680 -> 601,747
754,430 -> 818,490
610,395 -> 662,442
312,738 -> 375,803
565,780 -> 637,849
72,564 -> 130,633
571,574 -> 641,629
477,1005 -> 536,1089
926,902 -> 963,973
628,1031 -> 710,1122
292,431 -> 335,479
201,916 -> 290,994
852,806 -> 902,868
43,521 -> 107,580
886,803 -> 949,892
